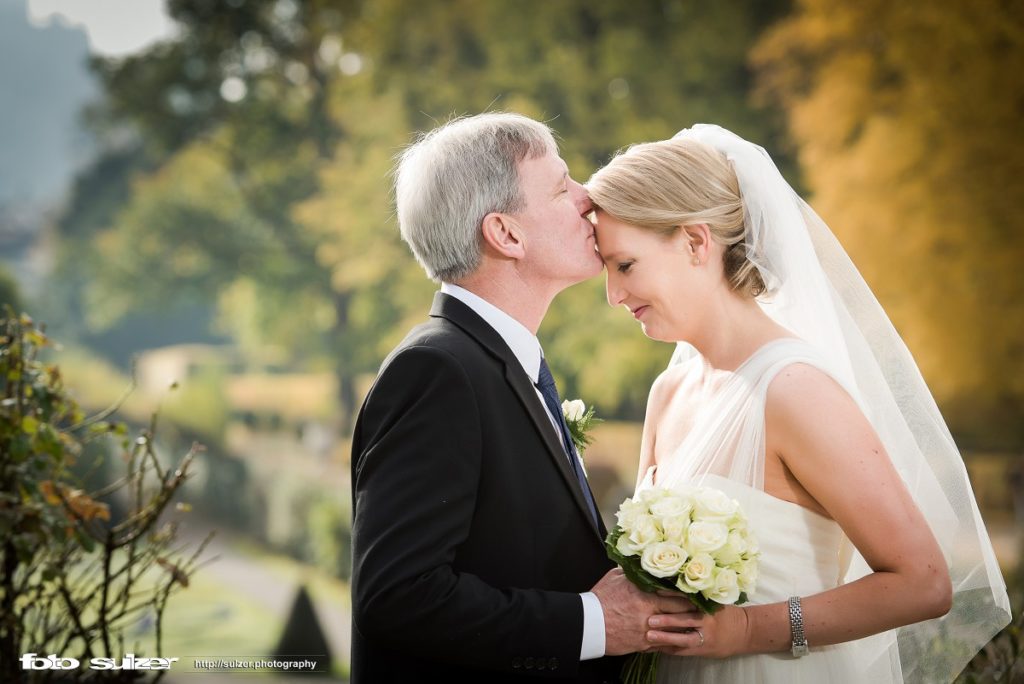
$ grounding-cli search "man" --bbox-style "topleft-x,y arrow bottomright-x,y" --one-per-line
350,113 -> 693,682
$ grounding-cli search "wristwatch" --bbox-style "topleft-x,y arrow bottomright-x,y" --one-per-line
788,596 -> 810,657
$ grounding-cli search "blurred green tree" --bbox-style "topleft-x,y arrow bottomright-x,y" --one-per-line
754,0 -> 1024,447
0,267 -> 20,313
65,0 -> 370,428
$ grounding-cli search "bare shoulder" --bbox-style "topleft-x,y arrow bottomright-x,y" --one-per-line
765,361 -> 875,464
765,362 -> 855,417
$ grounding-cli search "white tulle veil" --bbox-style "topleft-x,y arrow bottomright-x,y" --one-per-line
662,124 -> 1012,682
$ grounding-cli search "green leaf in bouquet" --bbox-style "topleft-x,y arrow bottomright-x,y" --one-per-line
687,592 -> 721,615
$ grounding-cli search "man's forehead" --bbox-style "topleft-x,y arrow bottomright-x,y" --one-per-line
520,149 -> 567,177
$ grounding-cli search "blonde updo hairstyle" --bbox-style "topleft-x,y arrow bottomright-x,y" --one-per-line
588,138 -> 766,297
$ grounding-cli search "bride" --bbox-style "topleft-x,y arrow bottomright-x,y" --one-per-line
586,125 -> 1011,683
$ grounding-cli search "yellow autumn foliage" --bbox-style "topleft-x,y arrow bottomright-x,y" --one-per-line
754,0 -> 1024,445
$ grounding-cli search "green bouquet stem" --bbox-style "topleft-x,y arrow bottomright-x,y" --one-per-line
622,650 -> 660,684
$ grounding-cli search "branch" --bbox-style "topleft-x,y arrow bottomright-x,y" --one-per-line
55,575 -> 94,660
66,362 -> 137,432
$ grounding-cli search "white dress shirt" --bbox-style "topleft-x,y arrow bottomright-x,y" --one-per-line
440,283 -> 606,661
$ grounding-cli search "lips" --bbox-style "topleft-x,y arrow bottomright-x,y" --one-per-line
631,305 -> 649,320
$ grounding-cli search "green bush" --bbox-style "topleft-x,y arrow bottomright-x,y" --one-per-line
303,490 -> 351,581
0,311 -> 204,682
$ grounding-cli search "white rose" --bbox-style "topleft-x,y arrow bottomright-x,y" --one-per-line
626,514 -> 663,549
693,488 -> 740,522
616,532 -> 641,557
708,567 -> 741,605
675,575 -> 699,594
737,559 -> 759,593
615,497 -> 648,532
649,493 -> 693,520
661,514 -> 690,545
561,399 -> 586,422
744,529 -> 760,556
637,487 -> 670,507
726,517 -> 750,538
685,521 -> 729,554
713,530 -> 747,566
681,553 -> 717,591
640,541 -> 688,578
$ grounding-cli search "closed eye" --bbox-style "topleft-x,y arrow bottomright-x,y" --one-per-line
616,261 -> 634,274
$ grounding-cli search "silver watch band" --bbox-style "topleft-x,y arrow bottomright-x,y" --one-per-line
788,596 -> 810,657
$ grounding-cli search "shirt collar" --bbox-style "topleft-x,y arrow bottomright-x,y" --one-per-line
441,283 -> 542,383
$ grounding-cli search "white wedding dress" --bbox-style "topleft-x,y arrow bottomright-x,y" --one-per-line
629,124 -> 1008,683
648,338 -> 902,684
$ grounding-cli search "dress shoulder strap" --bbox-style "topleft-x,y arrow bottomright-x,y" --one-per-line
737,338 -> 862,408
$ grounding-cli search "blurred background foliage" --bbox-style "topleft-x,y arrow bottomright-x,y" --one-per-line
37,0 -> 1023,444
754,0 -> 1024,449
45,0 -> 800,430
3,0 -> 1021,676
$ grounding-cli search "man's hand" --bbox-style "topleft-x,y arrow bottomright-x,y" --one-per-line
590,568 -> 700,655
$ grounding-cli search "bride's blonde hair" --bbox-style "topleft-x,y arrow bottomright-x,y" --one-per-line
588,138 -> 766,297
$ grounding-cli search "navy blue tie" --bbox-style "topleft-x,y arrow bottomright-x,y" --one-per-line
536,358 -> 600,527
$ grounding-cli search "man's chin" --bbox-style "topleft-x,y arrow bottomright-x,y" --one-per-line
581,253 -> 605,279
550,255 -> 605,290
583,263 -> 605,280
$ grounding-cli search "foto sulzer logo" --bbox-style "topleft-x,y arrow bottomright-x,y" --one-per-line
21,653 -> 178,671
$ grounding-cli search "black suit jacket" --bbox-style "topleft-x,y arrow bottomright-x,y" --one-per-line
350,292 -> 623,683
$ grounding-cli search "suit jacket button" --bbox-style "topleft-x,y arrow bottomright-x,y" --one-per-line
511,656 -> 522,669
548,657 -> 559,670
524,656 -> 535,669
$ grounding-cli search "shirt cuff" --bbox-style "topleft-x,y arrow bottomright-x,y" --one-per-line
579,591 -> 606,660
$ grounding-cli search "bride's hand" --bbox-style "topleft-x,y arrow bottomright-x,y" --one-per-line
645,604 -> 751,658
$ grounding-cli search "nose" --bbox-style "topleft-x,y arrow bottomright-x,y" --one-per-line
571,179 -> 593,213
605,272 -> 627,307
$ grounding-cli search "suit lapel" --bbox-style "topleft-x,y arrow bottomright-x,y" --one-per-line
430,293 -> 604,542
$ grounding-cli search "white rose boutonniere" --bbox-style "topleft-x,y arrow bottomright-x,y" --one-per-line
560,398 -> 601,455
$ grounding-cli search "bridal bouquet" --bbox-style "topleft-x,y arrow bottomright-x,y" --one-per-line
606,485 -> 760,684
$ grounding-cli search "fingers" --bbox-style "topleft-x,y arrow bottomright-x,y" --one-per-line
648,613 -> 704,631
654,595 -> 700,614
646,627 -> 704,651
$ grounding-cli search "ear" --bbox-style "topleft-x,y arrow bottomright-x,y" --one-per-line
481,212 -> 526,260
680,223 -> 712,264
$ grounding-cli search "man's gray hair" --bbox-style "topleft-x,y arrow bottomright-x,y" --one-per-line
394,112 -> 557,283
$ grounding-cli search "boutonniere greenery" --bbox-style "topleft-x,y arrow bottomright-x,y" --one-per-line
561,399 -> 601,455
